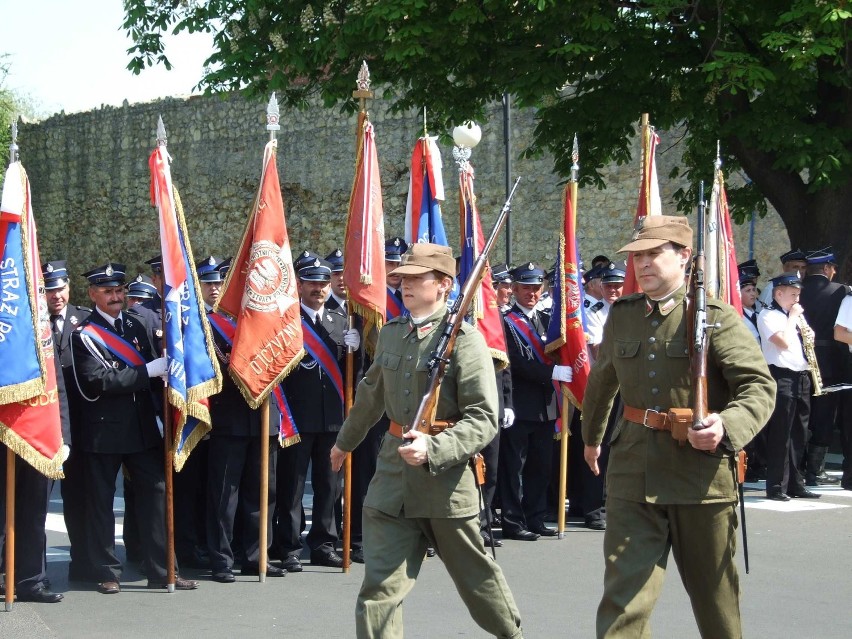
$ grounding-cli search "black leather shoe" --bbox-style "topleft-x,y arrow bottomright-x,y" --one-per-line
481,532 -> 503,547
17,585 -> 64,603
211,569 -> 235,583
425,547 -> 437,558
241,563 -> 286,577
350,548 -> 365,564
97,580 -> 121,594
585,519 -> 607,531
530,525 -> 558,537
788,488 -> 821,499
147,576 -> 200,590
310,551 -> 344,568
503,529 -> 540,541
281,556 -> 304,572
766,491 -> 791,502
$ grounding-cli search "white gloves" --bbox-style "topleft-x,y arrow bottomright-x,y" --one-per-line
343,328 -> 361,350
60,445 -> 71,463
146,357 -> 169,380
502,407 -> 515,429
552,365 -> 573,383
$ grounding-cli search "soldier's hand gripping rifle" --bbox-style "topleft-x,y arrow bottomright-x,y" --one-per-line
689,181 -> 749,573
406,176 -> 521,439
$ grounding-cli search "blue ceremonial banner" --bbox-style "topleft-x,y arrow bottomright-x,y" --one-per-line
150,143 -> 222,471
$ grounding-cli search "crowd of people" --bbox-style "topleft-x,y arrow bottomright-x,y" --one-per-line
2,221 -> 851,639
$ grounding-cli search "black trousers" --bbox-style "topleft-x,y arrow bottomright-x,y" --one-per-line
840,356 -> 852,485
83,446 -> 168,582
276,431 -> 341,557
206,434 -> 277,572
350,419 -> 386,547
566,401 -> 615,522
765,366 -> 811,494
498,419 -> 553,533
0,446 -> 51,593
479,429 -> 500,532
61,446 -> 94,579
174,438 -> 209,560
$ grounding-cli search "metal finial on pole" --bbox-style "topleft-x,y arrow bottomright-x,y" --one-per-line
267,93 -> 280,142
714,140 -> 722,172
157,116 -> 168,147
353,61 -> 374,113
9,119 -> 19,164
571,134 -> 579,183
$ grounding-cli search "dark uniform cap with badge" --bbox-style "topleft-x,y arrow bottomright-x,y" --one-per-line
217,257 -> 232,277
601,261 -> 627,284
297,258 -> 333,282
509,262 -> 545,285
491,263 -> 512,285
583,264 -> 604,284
385,237 -> 409,263
779,248 -> 807,264
389,243 -> 456,279
770,273 -> 803,289
738,259 -> 760,286
145,255 -> 163,274
83,262 -> 127,287
127,274 -> 158,299
42,260 -> 70,290
325,248 -> 344,273
196,255 -> 224,282
293,250 -> 320,272
618,215 -> 693,253
805,246 -> 837,266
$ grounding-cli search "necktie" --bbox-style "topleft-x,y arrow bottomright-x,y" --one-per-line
314,312 -> 322,327
114,317 -> 124,336
51,314 -> 63,337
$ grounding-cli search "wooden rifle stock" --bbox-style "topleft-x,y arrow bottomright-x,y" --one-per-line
406,177 -> 521,435
691,180 -> 709,430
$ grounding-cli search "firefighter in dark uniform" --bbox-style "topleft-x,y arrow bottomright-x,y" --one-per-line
583,216 -> 775,638
277,257 -> 361,570
800,247 -> 847,485
42,260 -> 93,582
204,258 -> 284,582
71,262 -> 198,594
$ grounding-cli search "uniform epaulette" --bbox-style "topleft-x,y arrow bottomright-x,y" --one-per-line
386,315 -> 409,326
75,305 -> 92,311
612,292 -> 644,305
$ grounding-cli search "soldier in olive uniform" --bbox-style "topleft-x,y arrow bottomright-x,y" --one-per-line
582,216 -> 775,639
330,243 -> 523,639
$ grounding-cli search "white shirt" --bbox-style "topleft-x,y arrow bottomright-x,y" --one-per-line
742,307 -> 760,343
835,296 -> 852,353
757,307 -> 808,371
583,294 -> 607,346
300,303 -> 322,325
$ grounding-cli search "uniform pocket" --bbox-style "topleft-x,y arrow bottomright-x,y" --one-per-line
665,339 -> 689,358
381,351 -> 401,370
614,339 -> 641,358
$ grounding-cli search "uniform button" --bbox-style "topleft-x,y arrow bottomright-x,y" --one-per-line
648,371 -> 656,378
404,389 -> 410,395
651,320 -> 660,327
648,354 -> 655,361
683,348 -> 688,355
619,348 -> 625,355
651,387 -> 659,395
410,337 -> 416,343
648,337 -> 656,344
407,355 -> 413,360
404,407 -> 410,414
405,372 -> 411,378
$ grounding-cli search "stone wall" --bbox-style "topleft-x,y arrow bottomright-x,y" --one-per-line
18,91 -> 790,303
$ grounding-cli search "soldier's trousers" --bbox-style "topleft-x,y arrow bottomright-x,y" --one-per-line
357,506 -> 523,639
597,497 -> 741,639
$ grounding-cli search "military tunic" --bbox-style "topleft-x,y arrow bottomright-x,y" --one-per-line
582,285 -> 775,638
336,306 -> 523,639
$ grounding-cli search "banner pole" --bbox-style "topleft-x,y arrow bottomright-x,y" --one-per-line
258,397 -> 270,583
4,447 -> 15,611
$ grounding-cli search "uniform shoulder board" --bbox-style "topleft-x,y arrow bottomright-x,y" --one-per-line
591,301 -> 604,312
387,315 -> 408,325
613,292 -> 645,305
75,305 -> 92,311
155,329 -> 164,338
583,299 -> 591,308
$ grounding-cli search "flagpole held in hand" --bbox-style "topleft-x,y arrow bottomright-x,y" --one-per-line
4,447 -> 15,611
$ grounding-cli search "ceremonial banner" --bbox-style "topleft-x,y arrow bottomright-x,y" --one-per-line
405,136 -> 447,245
457,159 -> 508,367
0,161 -> 63,478
344,114 -> 386,345
149,144 -> 222,470
217,140 -> 303,408
706,162 -> 743,315
545,185 -> 591,410
622,123 -> 662,295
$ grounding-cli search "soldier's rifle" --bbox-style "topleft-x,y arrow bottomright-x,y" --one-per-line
406,177 -> 521,437
690,181 -> 749,573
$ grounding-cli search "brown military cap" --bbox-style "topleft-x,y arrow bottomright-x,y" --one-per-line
390,243 -> 456,279
618,215 -> 693,253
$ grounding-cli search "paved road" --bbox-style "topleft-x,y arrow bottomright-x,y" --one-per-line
2,470 -> 852,638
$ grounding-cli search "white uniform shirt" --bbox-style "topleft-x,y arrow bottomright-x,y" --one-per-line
742,307 -> 761,343
835,295 -> 852,353
583,293 -> 606,346
757,306 -> 808,371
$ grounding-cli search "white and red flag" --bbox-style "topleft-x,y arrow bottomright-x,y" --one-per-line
344,113 -> 386,347
622,123 -> 662,295
706,156 -> 743,314
217,140 -> 303,407
0,160 -> 63,478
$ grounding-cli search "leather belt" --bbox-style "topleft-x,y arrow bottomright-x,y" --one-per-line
623,405 -> 673,431
388,419 -> 456,438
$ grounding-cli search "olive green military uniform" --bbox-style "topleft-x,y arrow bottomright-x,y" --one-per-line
336,306 -> 523,639
582,285 -> 775,639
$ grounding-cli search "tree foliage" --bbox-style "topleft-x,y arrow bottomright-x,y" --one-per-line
123,1 -> 852,261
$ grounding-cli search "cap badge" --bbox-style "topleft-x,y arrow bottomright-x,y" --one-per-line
46,263 -> 54,273
313,258 -> 321,267
105,265 -> 114,277
631,216 -> 646,240
208,256 -> 216,265
135,274 -> 143,282
394,238 -> 401,246
527,262 -> 534,271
